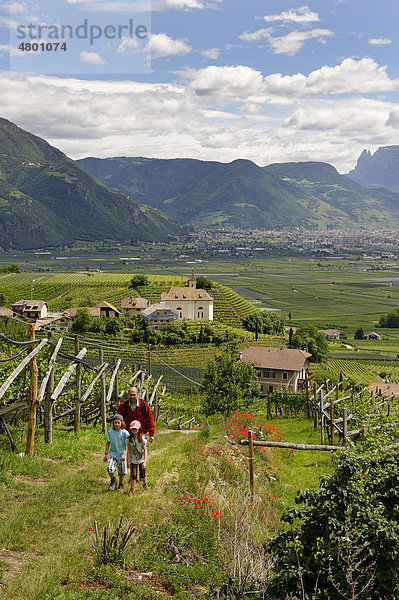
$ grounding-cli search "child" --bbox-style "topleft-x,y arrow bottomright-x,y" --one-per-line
127,420 -> 148,496
104,414 -> 130,491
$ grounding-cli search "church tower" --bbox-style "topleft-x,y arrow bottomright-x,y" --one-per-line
189,272 -> 197,289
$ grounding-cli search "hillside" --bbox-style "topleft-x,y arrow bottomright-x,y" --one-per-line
0,118 -> 183,250
78,156 -> 399,229
347,145 -> 399,193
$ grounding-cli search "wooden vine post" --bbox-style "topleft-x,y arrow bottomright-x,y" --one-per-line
74,335 -> 82,434
25,323 -> 38,456
248,430 -> 255,501
330,391 -> 335,445
99,349 -> 107,433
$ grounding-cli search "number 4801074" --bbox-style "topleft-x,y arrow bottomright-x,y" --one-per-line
18,42 -> 67,51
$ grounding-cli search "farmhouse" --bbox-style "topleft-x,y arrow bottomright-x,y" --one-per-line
0,307 -> 14,318
97,301 -> 120,318
240,346 -> 314,394
12,300 -> 48,320
140,303 -> 178,330
121,296 -> 149,317
160,273 -> 213,322
364,332 -> 381,340
34,314 -> 72,332
323,330 -> 340,340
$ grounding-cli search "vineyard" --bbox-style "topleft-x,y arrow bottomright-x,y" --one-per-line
312,357 -> 399,385
0,272 -> 258,327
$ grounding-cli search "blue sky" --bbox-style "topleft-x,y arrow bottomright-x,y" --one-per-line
0,0 -> 399,171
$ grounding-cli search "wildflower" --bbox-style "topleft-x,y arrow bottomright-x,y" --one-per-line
89,527 -> 93,532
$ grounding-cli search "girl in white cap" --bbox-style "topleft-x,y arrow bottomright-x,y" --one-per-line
127,420 -> 148,496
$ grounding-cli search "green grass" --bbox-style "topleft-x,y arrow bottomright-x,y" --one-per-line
0,410 -> 334,599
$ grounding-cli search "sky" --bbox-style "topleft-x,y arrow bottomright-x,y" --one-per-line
0,0 -> 399,172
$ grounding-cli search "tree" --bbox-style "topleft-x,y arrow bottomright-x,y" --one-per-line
379,308 -> 399,328
0,263 -> 20,274
105,317 -> 124,335
129,274 -> 149,289
72,308 -> 92,333
195,276 -> 213,290
0,292 -> 8,306
354,327 -> 364,340
291,323 -> 328,362
202,344 -> 260,415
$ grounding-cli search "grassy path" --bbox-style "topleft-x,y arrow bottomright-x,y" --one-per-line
0,429 -> 196,599
0,418 -> 334,599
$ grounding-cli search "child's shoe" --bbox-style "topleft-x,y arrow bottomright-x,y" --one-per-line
118,483 -> 124,492
142,483 -> 149,490
128,489 -> 135,497
108,478 -> 117,491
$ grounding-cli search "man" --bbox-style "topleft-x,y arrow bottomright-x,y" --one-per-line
118,386 -> 155,443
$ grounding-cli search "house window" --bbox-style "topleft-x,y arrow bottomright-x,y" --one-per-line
268,385 -> 274,393
266,371 -> 275,379
197,306 -> 204,319
176,307 -> 183,319
282,372 -> 288,380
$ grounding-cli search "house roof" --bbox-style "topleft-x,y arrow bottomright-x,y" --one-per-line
0,307 -> 13,317
141,303 -> 178,317
161,287 -> 213,302
65,307 -> 101,318
34,315 -> 71,331
121,296 -> 148,309
97,301 -> 121,313
240,347 -> 313,371
323,330 -> 340,336
12,299 -> 47,310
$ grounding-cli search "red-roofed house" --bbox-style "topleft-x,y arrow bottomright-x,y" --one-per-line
240,346 -> 314,394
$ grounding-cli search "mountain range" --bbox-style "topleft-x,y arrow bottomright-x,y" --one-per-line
79,155 -> 399,230
0,118 -> 183,250
2,116 -> 399,251
347,146 -> 399,193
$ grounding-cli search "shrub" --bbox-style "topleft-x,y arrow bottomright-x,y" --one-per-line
266,449 -> 399,600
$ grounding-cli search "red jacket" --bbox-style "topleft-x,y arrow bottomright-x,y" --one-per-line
118,398 -> 155,437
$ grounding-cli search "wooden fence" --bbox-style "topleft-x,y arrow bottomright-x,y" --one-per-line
0,330 -> 197,455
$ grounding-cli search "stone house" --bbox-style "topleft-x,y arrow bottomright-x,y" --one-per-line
12,300 -> 48,320
121,296 -> 149,317
97,301 -> 121,318
240,346 -> 314,394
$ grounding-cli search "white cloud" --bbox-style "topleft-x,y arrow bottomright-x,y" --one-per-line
266,28 -> 334,55
146,33 -> 191,58
187,65 -> 263,100
262,58 -> 399,97
201,47 -> 220,59
368,37 -> 391,46
117,36 -> 139,54
1,67 -> 399,174
239,28 -> 272,43
187,58 -> 398,102
263,6 -> 320,24
81,51 -> 106,65
65,0 -> 220,11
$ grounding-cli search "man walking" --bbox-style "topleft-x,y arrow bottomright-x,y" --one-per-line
118,386 -> 155,444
